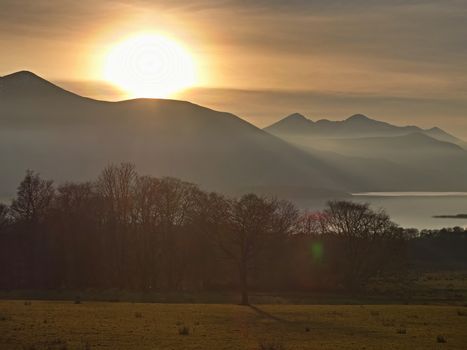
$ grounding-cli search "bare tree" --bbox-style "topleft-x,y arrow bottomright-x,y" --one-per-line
97,162 -> 137,225
132,175 -> 162,290
0,203 -> 10,231
10,170 -> 54,223
297,211 -> 327,236
217,194 -> 278,305
96,163 -> 138,287
156,177 -> 202,290
312,200 -> 404,290
51,182 -> 99,288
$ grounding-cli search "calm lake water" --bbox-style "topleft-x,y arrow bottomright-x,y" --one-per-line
302,192 -> 467,230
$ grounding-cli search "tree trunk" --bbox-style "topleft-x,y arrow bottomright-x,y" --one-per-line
239,263 -> 249,305
241,288 -> 249,306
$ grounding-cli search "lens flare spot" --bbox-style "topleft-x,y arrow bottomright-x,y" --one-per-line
310,242 -> 324,262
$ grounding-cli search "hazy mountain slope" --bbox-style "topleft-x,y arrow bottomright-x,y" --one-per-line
279,139 -> 463,191
0,71 -> 359,198
313,132 -> 465,160
264,114 -> 467,191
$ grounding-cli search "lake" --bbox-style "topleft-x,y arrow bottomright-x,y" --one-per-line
301,192 -> 467,230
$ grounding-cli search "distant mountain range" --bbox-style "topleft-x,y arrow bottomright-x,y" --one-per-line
264,113 -> 467,191
1,71 -> 466,200
265,113 -> 467,147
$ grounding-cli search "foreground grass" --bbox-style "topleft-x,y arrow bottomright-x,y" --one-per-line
0,301 -> 466,350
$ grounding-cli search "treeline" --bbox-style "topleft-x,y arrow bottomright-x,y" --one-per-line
410,227 -> 467,269
0,164 -> 463,303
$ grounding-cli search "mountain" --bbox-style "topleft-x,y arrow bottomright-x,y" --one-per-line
0,71 -> 358,199
265,113 -> 466,147
264,113 -> 467,191
424,127 -> 467,148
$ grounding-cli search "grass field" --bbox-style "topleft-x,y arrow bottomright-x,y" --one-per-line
1,301 -> 467,350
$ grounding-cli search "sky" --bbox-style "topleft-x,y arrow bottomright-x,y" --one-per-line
1,0 -> 467,137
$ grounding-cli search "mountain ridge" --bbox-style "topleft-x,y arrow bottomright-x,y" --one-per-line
265,112 -> 466,147
263,113 -> 467,191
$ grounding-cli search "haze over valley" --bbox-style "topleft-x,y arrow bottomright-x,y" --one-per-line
3,71 -> 467,195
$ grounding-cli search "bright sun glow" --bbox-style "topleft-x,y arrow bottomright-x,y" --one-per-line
103,34 -> 197,98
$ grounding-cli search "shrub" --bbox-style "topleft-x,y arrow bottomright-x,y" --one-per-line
396,327 -> 407,334
436,335 -> 447,343
259,341 -> 286,350
178,325 -> 190,335
457,310 -> 467,316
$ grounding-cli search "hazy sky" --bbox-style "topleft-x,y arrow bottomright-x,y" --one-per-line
1,0 -> 466,137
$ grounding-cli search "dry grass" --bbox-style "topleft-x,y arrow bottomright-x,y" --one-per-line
0,301 -> 466,349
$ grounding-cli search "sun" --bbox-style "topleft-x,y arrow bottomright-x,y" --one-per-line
103,33 -> 197,98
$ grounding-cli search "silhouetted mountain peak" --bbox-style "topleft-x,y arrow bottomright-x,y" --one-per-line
4,70 -> 40,78
284,113 -> 307,121
0,70 -> 79,100
425,126 -> 453,137
1,70 -> 47,85
423,126 -> 466,148
264,112 -> 313,134
346,114 -> 371,122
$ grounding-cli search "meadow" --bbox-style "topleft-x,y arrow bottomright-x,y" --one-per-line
1,300 -> 467,350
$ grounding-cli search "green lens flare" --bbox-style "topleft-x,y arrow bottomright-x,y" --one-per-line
311,242 -> 324,262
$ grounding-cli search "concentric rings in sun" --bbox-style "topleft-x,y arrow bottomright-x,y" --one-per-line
103,34 -> 197,98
